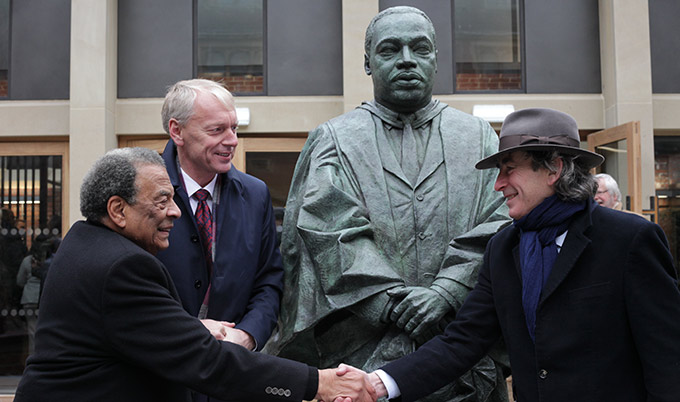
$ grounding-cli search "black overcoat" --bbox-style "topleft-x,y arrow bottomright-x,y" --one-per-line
384,202 -> 680,402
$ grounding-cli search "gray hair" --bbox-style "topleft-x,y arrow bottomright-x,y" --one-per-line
364,6 -> 436,56
161,79 -> 235,134
527,150 -> 598,202
80,147 -> 165,222
594,173 -> 622,203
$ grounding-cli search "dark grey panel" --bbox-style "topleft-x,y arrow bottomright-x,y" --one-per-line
267,0 -> 342,96
649,0 -> 680,93
524,0 -> 601,93
0,0 -> 8,71
379,0 -> 454,94
10,0 -> 70,100
118,0 -> 193,98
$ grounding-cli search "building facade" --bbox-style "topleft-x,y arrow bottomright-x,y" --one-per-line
1,0 -> 679,397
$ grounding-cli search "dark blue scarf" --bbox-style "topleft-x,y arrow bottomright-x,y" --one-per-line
514,194 -> 587,341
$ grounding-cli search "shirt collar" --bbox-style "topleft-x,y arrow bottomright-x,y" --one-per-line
180,168 -> 218,199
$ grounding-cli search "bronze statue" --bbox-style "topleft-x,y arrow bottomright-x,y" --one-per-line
266,6 -> 511,402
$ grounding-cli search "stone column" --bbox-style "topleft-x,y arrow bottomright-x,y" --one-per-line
69,0 -> 118,224
342,0 -> 378,113
599,0 -> 655,208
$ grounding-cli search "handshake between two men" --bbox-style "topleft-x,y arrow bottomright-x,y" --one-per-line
316,364 -> 387,402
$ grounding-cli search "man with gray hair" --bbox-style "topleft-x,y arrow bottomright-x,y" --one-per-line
15,147 -> 377,402
267,6 -> 510,402
594,173 -> 622,210
156,79 -> 283,358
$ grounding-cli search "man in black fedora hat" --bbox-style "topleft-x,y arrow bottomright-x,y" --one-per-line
353,107 -> 680,402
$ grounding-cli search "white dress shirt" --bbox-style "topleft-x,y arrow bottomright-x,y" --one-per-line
180,168 -> 218,213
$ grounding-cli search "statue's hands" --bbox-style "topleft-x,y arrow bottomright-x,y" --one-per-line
317,364 -> 377,402
387,286 -> 450,341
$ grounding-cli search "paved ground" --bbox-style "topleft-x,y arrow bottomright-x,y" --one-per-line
0,376 -> 20,400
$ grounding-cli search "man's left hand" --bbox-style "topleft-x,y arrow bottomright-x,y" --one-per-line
387,286 -> 450,340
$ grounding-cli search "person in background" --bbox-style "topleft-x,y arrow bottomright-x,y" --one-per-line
14,147 -> 376,402
594,173 -> 622,210
16,234 -> 49,355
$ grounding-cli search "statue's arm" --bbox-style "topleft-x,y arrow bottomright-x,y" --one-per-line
292,127 -> 403,323
432,122 -> 511,310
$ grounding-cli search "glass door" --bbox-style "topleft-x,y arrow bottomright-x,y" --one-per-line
0,140 -> 68,392
587,121 -> 643,214
654,135 -> 680,274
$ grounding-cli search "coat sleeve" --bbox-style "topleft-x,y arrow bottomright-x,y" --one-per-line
382,240 -> 503,402
624,222 -> 680,402
278,124 -> 404,338
235,183 -> 285,350
101,252 -> 317,401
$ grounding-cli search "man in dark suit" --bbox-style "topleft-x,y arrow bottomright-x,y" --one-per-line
14,147 -> 376,402
361,108 -> 680,401
156,79 -> 282,356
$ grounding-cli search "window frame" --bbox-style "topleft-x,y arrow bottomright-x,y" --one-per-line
192,0 -> 268,96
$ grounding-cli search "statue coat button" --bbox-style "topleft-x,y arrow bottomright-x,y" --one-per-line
538,369 -> 548,379
194,280 -> 202,289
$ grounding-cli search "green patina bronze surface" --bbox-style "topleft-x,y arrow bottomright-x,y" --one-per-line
265,7 -> 511,402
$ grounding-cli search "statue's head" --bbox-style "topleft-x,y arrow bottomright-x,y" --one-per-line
364,6 -> 437,114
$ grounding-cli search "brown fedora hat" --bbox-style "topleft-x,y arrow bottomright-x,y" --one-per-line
475,107 -> 604,170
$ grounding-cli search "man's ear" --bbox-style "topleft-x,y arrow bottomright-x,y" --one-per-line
364,54 -> 372,76
547,157 -> 564,186
107,196 -> 127,229
168,118 -> 184,146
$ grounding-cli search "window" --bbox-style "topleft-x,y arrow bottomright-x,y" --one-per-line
196,0 -> 265,94
655,136 -> 680,273
454,0 -> 522,91
0,0 -> 9,98
0,141 -> 68,391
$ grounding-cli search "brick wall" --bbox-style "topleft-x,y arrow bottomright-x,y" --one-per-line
456,73 -> 521,91
200,73 -> 264,94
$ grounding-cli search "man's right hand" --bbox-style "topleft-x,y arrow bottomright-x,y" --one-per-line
317,364 -> 377,402
199,319 -> 234,341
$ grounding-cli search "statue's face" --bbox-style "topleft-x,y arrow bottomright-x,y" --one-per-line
365,12 -> 437,114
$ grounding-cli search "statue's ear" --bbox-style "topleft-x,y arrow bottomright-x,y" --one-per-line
364,54 -> 372,76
